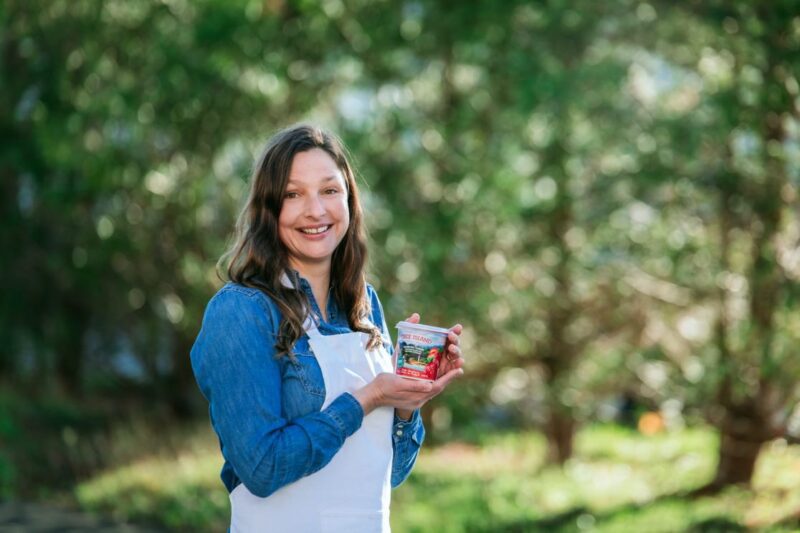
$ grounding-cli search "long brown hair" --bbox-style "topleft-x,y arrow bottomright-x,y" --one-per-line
218,124 -> 382,356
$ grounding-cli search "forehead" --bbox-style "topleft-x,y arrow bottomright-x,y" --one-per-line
287,148 -> 345,185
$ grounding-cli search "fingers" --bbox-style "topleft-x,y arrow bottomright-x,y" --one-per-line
445,325 -> 463,361
387,370 -> 463,410
446,343 -> 461,361
430,368 -> 464,394
445,355 -> 464,370
405,313 -> 420,324
436,356 -> 463,381
403,378 -> 433,393
386,373 -> 433,393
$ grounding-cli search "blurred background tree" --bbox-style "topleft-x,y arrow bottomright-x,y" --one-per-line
2,0 -> 350,410
2,0 -> 799,528
628,0 -> 800,491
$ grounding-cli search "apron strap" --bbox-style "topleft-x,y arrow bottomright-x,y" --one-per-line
282,272 -> 323,338
304,315 -> 323,339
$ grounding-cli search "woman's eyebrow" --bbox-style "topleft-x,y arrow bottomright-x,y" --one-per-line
287,176 -> 339,186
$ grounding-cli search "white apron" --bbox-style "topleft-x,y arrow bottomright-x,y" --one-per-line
229,314 -> 395,533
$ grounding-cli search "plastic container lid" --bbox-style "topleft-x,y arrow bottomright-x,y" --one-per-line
395,321 -> 450,336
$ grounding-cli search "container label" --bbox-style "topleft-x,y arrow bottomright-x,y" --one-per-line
396,330 -> 445,381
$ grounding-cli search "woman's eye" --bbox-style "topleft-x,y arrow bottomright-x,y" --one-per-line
324,188 -> 340,195
285,191 -> 300,199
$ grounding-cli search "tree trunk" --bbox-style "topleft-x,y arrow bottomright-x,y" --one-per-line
55,298 -> 90,397
693,398 -> 777,496
166,333 -> 199,419
692,410 -> 768,496
545,408 -> 575,465
712,430 -> 763,487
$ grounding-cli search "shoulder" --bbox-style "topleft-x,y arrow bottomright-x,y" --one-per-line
204,282 -> 281,325
365,283 -> 391,334
191,283 -> 284,387
365,283 -> 383,313
365,282 -> 380,300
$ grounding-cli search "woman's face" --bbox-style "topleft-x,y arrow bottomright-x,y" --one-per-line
278,148 -> 350,276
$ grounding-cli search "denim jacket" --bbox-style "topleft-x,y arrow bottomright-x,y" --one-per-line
190,274 -> 425,498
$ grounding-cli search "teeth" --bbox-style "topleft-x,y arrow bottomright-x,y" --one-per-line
300,225 -> 330,235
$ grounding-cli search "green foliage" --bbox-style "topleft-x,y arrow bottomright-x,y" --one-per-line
0,392 -> 110,497
72,425 -> 800,532
0,0 -> 353,400
76,448 -> 229,531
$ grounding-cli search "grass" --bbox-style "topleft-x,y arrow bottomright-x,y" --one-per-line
72,424 -> 800,532
73,424 -> 230,531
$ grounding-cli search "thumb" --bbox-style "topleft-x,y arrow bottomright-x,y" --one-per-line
405,312 -> 420,324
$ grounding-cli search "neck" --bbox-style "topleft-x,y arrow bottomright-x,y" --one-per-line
290,260 -> 331,321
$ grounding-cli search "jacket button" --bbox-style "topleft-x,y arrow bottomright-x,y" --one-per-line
395,430 -> 403,436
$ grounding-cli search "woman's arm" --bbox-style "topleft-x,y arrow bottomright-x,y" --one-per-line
190,287 -> 365,498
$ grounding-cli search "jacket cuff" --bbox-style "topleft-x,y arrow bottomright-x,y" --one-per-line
393,409 -> 425,445
326,393 -> 365,437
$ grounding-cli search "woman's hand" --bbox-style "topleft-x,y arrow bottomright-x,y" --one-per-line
439,323 -> 465,378
352,371 -> 462,415
354,312 -> 465,419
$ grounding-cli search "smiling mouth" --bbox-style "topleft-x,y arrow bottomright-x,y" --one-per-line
299,225 -> 331,235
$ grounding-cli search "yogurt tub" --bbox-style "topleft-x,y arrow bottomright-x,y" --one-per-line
395,321 -> 449,381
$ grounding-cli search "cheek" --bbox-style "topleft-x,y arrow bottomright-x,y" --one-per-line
277,206 -> 296,242
278,202 -> 297,227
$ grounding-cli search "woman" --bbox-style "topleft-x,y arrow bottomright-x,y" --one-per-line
190,124 -> 464,532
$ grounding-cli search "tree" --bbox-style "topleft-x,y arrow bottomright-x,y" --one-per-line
329,0 -> 645,461
1,0 -> 355,410
632,0 -> 800,490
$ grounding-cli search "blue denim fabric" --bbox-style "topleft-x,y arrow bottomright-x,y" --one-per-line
190,274 -> 425,498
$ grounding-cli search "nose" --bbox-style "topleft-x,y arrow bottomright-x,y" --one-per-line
304,193 -> 327,218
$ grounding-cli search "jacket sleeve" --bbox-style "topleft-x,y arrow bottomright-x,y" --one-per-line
366,285 -> 426,487
190,288 -> 364,498
390,409 -> 425,487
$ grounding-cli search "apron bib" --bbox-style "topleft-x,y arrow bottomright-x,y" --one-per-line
229,314 -> 395,533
